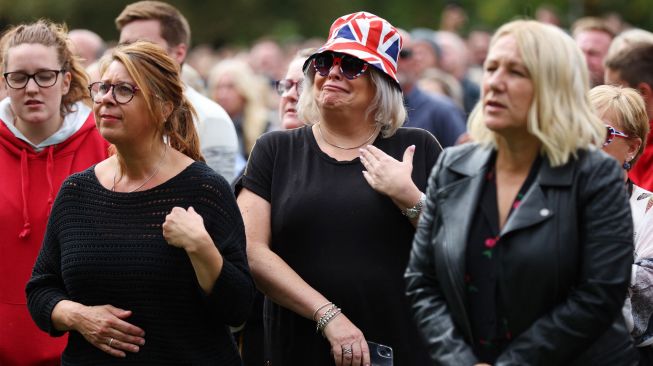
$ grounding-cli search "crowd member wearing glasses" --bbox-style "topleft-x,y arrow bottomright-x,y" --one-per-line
0,20 -> 109,365
277,48 -> 314,130
26,41 -> 255,365
406,20 -> 637,365
237,12 -> 439,366
589,85 -> 653,365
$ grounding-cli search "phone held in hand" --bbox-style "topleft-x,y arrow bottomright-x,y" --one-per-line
367,341 -> 393,366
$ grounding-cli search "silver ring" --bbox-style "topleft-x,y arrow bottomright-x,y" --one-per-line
342,347 -> 353,355
108,338 -> 114,347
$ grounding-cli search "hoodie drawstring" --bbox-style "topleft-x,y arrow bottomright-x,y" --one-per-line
18,148 -> 31,239
17,146 -> 55,239
46,145 -> 55,212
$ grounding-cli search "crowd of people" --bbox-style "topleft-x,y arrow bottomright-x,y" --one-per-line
0,1 -> 652,365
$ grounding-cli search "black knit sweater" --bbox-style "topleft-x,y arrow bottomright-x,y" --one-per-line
26,162 -> 255,365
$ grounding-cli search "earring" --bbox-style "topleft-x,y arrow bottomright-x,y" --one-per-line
623,160 -> 632,171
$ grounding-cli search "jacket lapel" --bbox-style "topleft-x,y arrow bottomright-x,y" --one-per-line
436,146 -> 493,339
499,155 -> 574,237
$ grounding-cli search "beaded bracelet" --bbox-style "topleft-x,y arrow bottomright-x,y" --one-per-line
316,306 -> 342,334
312,301 -> 333,321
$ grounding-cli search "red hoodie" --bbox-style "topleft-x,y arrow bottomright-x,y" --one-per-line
630,119 -> 653,191
0,107 -> 108,365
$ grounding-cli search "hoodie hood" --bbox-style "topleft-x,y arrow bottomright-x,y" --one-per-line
0,99 -> 100,239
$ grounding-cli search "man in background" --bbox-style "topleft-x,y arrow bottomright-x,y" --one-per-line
116,1 -> 239,182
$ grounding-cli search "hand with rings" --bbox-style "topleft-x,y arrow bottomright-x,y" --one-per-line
51,301 -> 146,358
321,313 -> 370,366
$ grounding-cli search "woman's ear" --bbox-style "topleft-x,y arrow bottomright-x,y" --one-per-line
162,101 -> 174,121
626,136 -> 643,160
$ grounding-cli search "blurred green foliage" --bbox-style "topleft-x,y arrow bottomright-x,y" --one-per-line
0,0 -> 651,48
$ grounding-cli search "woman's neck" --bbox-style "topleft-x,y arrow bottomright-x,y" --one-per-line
15,115 -> 64,145
495,134 -> 542,173
114,138 -> 168,179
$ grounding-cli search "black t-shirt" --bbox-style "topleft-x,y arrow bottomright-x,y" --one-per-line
239,126 -> 441,365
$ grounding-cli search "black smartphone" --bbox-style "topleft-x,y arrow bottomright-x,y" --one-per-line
367,341 -> 393,366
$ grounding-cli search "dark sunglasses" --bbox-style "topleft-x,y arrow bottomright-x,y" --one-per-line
313,52 -> 368,80
604,124 -> 629,146
276,79 -> 302,96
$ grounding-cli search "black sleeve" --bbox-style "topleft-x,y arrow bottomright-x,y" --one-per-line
237,133 -> 277,201
405,149 -> 479,365
198,173 -> 256,327
25,180 -> 73,337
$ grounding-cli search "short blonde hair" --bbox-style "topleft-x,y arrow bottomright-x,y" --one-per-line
606,28 -> 653,62
297,61 -> 406,138
468,20 -> 604,167
589,85 -> 649,166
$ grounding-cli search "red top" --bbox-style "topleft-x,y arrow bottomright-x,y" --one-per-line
630,119 -> 653,191
0,112 -> 108,365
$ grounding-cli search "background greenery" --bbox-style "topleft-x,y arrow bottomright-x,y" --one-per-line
0,0 -> 651,48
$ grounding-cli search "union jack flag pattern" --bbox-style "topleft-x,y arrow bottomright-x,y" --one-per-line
316,11 -> 403,86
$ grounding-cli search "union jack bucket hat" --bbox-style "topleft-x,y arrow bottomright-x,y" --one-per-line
304,11 -> 403,89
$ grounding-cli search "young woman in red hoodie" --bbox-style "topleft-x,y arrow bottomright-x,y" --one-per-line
0,20 -> 108,365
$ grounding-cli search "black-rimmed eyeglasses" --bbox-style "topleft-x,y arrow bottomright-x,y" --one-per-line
3,69 -> 66,89
88,81 -> 140,104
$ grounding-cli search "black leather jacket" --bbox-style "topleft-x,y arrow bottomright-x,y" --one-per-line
405,144 -> 637,365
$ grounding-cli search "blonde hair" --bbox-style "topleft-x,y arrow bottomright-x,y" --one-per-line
297,59 -> 406,138
97,41 -> 202,162
0,19 -> 90,115
207,59 -> 269,154
589,85 -> 649,166
468,20 -> 604,167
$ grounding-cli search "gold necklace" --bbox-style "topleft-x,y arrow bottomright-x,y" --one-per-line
316,122 -> 379,150
112,144 -> 168,193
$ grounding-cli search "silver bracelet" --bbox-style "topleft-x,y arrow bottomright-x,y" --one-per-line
316,305 -> 341,334
312,301 -> 333,321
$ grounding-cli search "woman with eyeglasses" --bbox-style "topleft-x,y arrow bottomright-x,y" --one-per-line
237,12 -> 439,366
276,48 -> 314,130
405,20 -> 637,365
0,20 -> 109,365
26,41 -> 255,364
589,85 -> 653,365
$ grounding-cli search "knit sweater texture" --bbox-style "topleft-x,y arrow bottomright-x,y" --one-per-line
26,161 -> 255,365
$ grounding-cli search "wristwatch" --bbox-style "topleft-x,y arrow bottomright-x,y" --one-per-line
402,193 -> 426,219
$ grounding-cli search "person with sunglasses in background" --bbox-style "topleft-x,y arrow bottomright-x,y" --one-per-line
237,12 -> 439,366
0,20 -> 109,365
276,48 -> 315,130
26,41 -> 255,365
589,85 -> 653,365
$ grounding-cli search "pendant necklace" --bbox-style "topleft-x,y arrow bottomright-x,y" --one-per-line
111,144 -> 168,193
316,122 -> 379,150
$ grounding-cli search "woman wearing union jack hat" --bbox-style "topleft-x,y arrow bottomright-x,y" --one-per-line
237,11 -> 440,366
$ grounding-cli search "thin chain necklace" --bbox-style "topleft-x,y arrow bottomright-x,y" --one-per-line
316,122 -> 379,150
112,144 -> 168,193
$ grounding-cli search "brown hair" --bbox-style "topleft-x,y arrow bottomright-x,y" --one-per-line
0,19 -> 90,115
98,41 -> 203,161
115,1 -> 190,47
571,17 -> 615,39
605,42 -> 653,89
